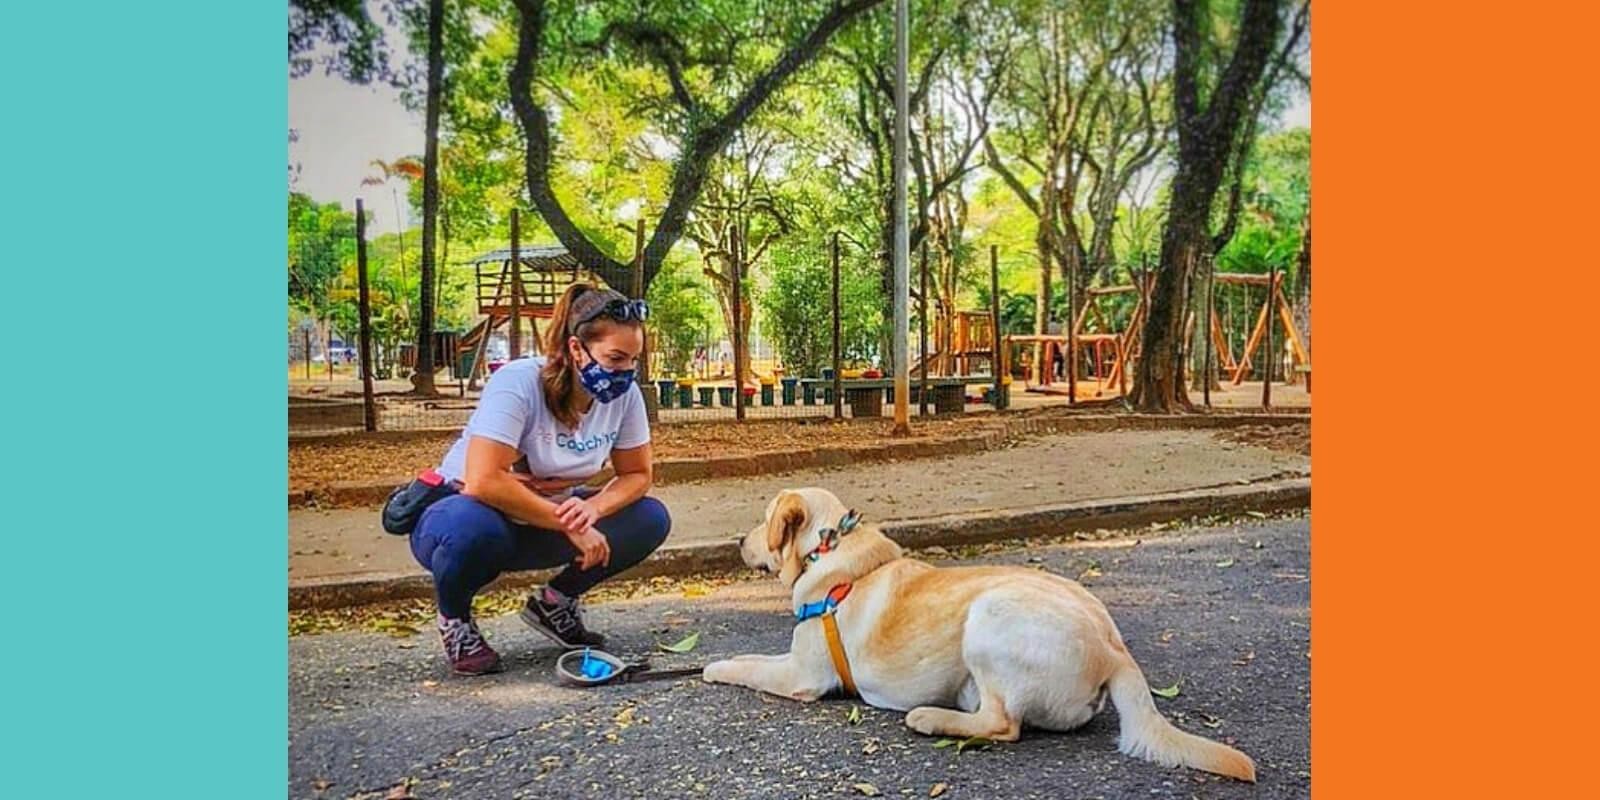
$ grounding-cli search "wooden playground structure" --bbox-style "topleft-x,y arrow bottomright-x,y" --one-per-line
1003,269 -> 1310,399
912,310 -> 996,377
1212,272 -> 1309,385
453,244 -> 607,386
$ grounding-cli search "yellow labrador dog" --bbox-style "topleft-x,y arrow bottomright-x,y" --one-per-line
701,488 -> 1256,782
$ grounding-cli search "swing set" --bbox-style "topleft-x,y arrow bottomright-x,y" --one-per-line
1209,272 -> 1309,385
1007,267 -> 1309,397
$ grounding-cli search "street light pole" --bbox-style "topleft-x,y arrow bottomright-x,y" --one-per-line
891,0 -> 910,435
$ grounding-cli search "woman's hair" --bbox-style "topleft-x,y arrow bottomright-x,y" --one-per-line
540,282 -> 641,428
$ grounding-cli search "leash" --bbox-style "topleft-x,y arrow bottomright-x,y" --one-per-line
555,648 -> 704,687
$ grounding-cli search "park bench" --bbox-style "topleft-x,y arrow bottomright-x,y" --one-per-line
798,375 -> 999,416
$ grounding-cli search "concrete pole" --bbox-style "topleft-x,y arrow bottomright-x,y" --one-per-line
891,0 -> 910,435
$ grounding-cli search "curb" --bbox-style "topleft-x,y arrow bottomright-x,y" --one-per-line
289,411 -> 1310,510
288,476 -> 1310,611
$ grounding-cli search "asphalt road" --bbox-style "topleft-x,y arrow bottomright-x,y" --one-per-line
290,516 -> 1310,799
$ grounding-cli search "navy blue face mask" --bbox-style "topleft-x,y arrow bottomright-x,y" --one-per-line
577,342 -> 636,403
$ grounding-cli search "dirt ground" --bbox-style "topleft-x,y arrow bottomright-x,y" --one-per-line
288,409 -> 1308,492
289,417 -> 992,491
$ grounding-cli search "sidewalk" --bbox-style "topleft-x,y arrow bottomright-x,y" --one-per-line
290,428 -> 1308,585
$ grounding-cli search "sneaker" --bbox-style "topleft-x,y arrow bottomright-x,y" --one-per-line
437,614 -> 503,676
519,586 -> 607,649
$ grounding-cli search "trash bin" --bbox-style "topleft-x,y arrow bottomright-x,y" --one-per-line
802,380 -> 818,405
697,386 -> 715,408
781,377 -> 799,405
760,382 -> 775,406
718,386 -> 735,407
657,379 -> 676,409
677,382 -> 694,409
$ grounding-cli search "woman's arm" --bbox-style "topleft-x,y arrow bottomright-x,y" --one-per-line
587,443 -> 653,518
459,436 -> 568,530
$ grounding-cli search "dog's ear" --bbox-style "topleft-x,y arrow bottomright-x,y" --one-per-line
765,491 -> 809,560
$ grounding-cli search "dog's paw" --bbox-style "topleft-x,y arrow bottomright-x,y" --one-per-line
904,707 -> 943,736
701,659 -> 738,685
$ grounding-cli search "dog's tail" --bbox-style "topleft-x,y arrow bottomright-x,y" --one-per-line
1106,653 -> 1257,782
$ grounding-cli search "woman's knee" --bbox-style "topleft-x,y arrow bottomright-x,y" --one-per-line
602,495 -> 671,552
411,494 -> 515,571
633,496 -> 672,546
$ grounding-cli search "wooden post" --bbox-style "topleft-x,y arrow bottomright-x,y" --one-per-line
1066,253 -> 1078,404
989,245 -> 1003,410
732,226 -> 746,421
832,231 -> 843,420
1203,256 -> 1214,408
509,209 -> 522,360
633,218 -> 649,384
356,198 -> 377,431
1263,266 -> 1276,408
919,240 -> 929,417
326,327 -> 335,381
303,329 -> 312,381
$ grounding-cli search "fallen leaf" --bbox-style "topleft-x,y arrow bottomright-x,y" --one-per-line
1232,651 -> 1256,667
847,705 -> 863,725
932,738 -> 957,749
385,779 -> 413,799
1151,682 -> 1182,699
1158,630 -> 1177,644
1215,558 -> 1235,568
312,778 -> 331,792
614,706 -> 636,728
1245,511 -> 1268,519
658,632 -> 701,653
1198,712 -> 1224,729
681,583 -> 712,598
930,783 -> 949,798
372,618 -> 420,637
956,736 -> 992,753
853,782 -> 882,796
862,738 -> 881,755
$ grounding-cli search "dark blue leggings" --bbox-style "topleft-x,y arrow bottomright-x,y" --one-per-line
410,492 -> 671,619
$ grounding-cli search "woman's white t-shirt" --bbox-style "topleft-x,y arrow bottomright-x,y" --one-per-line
437,357 -> 650,499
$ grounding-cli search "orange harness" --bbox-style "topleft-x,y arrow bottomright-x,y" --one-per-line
793,511 -> 864,696
794,583 -> 858,696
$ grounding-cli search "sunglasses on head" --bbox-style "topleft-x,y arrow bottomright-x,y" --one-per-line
574,297 -> 650,331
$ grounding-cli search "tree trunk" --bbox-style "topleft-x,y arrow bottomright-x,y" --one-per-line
410,0 -> 444,396
1188,252 -> 1222,392
1132,0 -> 1283,413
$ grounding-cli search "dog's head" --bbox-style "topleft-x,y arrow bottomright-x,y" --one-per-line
738,487 -> 853,587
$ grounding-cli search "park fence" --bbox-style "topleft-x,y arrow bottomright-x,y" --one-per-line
289,203 -> 1023,437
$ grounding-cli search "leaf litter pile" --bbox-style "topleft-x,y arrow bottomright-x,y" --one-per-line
290,569 -> 764,637
1215,421 -> 1309,455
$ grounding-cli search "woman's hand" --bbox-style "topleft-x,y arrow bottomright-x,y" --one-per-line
555,495 -> 600,535
564,526 -> 611,570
